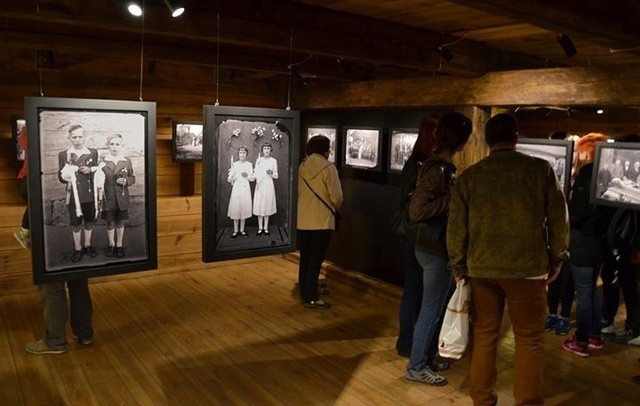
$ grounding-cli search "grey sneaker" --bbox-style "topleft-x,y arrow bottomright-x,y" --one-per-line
72,334 -> 93,346
405,367 -> 448,386
25,339 -> 66,355
13,228 -> 30,249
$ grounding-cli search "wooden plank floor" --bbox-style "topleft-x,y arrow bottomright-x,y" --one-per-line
1,255 -> 640,405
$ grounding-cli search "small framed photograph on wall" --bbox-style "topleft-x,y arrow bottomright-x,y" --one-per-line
388,128 -> 418,173
342,127 -> 382,171
516,138 -> 573,197
591,141 -> 640,210
172,121 -> 203,162
11,116 -> 26,162
25,97 -> 157,284
307,126 -> 337,163
202,105 -> 299,262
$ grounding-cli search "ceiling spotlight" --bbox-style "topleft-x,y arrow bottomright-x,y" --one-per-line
596,108 -> 604,115
557,33 -> 577,57
127,2 -> 143,17
436,46 -> 453,63
163,0 -> 185,17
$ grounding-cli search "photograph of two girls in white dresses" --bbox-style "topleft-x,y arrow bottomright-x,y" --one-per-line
213,118 -> 292,252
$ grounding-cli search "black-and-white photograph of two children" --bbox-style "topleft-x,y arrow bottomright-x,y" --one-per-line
26,97 -> 157,282
202,106 -> 299,262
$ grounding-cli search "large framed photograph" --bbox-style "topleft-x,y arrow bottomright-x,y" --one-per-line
516,138 -> 573,196
591,141 -> 640,210
202,105 -> 299,262
307,126 -> 336,163
11,116 -> 26,162
388,128 -> 418,173
25,97 -> 157,284
172,121 -> 203,162
342,127 -> 383,171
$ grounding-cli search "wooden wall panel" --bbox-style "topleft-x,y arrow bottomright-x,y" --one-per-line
0,196 -> 208,294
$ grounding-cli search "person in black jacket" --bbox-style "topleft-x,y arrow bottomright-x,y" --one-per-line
394,114 -> 438,357
563,133 -> 614,357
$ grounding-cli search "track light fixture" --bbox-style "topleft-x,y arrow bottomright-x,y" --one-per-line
126,1 -> 185,18
127,2 -> 143,17
162,0 -> 185,17
557,33 -> 577,57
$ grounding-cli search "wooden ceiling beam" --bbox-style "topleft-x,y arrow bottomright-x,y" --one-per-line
0,0 -> 549,79
292,63 -> 640,108
447,0 -> 640,49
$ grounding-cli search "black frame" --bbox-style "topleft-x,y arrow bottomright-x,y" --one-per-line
11,115 -> 26,162
306,125 -> 337,164
25,96 -> 157,283
202,105 -> 299,262
388,128 -> 418,173
516,137 -> 574,196
591,141 -> 640,210
172,120 -> 203,162
342,126 -> 383,172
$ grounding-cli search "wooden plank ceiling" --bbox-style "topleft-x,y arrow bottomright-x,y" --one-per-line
1,0 -> 639,100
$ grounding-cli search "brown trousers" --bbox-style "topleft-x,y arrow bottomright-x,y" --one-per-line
469,278 -> 546,406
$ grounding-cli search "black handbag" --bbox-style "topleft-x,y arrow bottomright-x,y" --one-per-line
393,160 -> 453,245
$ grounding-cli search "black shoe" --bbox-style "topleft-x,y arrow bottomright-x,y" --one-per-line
264,229 -> 270,236
70,250 -> 82,263
84,246 -> 97,258
303,300 -> 331,309
257,229 -> 263,236
396,348 -> 410,358
105,246 -> 115,257
116,247 -> 125,258
240,231 -> 248,237
231,232 -> 239,239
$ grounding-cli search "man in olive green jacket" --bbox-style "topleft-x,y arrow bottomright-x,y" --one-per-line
447,114 -> 569,406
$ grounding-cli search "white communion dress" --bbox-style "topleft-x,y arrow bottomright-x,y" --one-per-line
227,160 -> 254,220
252,156 -> 278,216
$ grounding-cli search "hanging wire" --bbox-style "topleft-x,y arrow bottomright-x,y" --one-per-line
440,31 -> 468,48
286,29 -> 293,111
214,12 -> 220,106
138,0 -> 146,101
36,0 -> 44,96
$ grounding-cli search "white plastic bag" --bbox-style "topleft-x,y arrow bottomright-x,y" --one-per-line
438,280 -> 470,359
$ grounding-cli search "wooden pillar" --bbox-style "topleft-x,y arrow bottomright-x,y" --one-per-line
454,106 -> 491,172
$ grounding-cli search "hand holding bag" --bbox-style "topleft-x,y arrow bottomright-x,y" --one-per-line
438,280 -> 470,359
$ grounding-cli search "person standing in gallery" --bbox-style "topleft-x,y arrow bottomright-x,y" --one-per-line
544,130 -> 575,336
252,142 -> 278,236
227,146 -> 253,238
58,124 -> 99,263
394,114 -> 439,357
25,276 -> 95,354
447,113 -> 569,405
297,135 -> 343,309
404,112 -> 472,386
563,133 -> 614,357
100,133 -> 136,258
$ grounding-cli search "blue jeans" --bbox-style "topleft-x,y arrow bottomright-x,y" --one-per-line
570,263 -> 602,344
396,240 -> 423,354
408,249 -> 454,371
